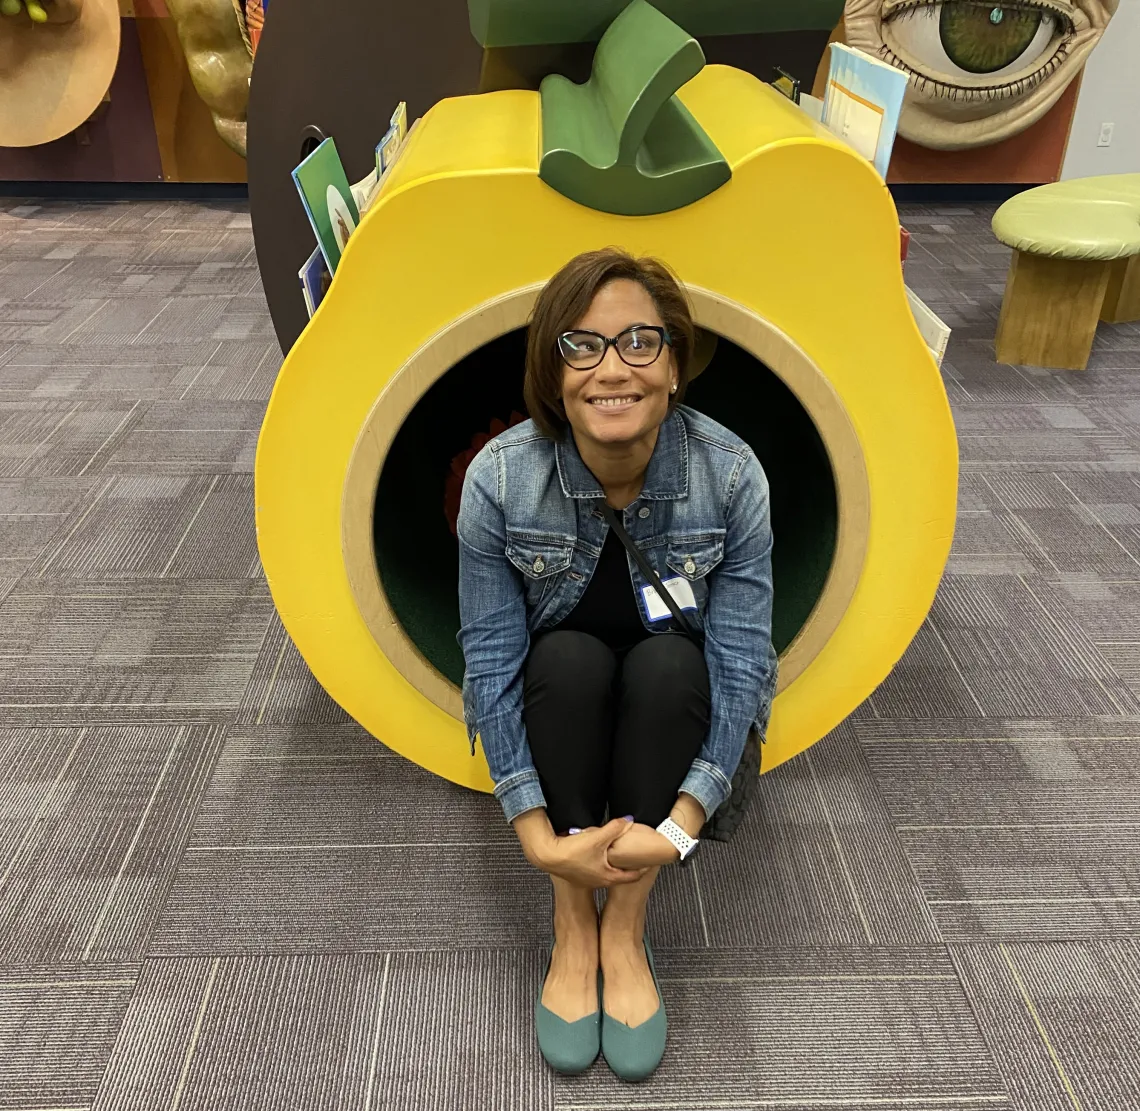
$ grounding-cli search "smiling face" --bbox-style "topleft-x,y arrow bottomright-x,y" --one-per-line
559,278 -> 679,453
844,0 -> 1119,150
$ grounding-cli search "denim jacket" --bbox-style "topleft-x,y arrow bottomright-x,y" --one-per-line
456,405 -> 777,824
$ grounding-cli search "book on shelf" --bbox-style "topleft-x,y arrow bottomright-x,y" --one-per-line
350,169 -> 379,212
375,101 -> 410,178
390,101 -> 408,145
906,287 -> 951,367
292,136 -> 360,275
299,245 -> 331,320
822,42 -> 907,180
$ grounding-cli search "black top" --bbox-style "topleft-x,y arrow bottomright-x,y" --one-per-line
551,527 -> 650,653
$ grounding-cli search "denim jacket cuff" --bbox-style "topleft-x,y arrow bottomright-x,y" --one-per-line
493,769 -> 547,824
679,759 -> 733,823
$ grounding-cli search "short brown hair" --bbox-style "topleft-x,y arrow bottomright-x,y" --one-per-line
524,247 -> 696,439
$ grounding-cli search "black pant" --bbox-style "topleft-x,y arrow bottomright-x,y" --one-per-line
523,630 -> 711,834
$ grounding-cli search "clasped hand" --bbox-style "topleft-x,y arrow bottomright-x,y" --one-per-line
542,819 -> 679,888
514,797 -> 702,888
604,821 -> 680,871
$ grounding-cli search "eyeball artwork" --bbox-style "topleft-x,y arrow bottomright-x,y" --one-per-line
844,0 -> 1119,150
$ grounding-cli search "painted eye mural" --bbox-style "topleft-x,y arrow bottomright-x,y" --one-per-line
844,0 -> 1119,149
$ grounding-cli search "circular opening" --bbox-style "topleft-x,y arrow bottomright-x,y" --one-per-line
373,328 -> 837,688
298,125 -> 328,163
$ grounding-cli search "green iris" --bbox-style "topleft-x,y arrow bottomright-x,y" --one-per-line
940,2 -> 1044,73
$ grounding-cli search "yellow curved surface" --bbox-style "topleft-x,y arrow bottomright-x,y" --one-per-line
256,65 -> 959,794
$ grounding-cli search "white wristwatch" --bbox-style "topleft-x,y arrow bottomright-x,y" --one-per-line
655,817 -> 699,861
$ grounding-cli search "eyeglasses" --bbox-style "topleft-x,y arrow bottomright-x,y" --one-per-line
556,325 -> 671,371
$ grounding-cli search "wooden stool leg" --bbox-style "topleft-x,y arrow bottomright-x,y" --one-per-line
995,250 -> 1111,371
1101,255 -> 1140,325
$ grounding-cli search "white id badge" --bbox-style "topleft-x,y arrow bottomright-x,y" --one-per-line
641,576 -> 699,622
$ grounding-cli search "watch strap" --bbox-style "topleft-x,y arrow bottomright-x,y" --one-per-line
655,816 -> 698,860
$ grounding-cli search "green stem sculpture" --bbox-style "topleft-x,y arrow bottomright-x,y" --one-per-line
539,0 -> 731,217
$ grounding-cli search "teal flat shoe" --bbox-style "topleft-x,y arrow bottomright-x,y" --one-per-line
534,943 -> 601,1075
601,938 -> 667,1082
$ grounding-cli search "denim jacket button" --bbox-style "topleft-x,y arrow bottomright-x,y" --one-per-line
638,506 -> 650,519
533,556 -> 545,574
684,558 -> 696,574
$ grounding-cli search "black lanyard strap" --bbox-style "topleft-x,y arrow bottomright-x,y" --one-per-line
600,502 -> 702,645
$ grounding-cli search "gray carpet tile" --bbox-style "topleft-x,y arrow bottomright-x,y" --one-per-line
952,941 -> 1140,1111
944,520 -> 1037,578
0,196 -> 1138,1108
25,474 -> 259,580
857,721 -> 1140,940
0,580 -> 273,725
60,295 -> 185,347
151,842 -> 553,955
558,948 -> 1006,1111
0,964 -> 139,1111
0,508 -> 68,564
173,340 -> 281,402
0,338 -> 281,405
0,474 -> 100,517
91,954 -> 390,1111
235,614 -> 356,725
364,949 -> 554,1111
148,724 -> 708,954
0,398 -> 144,478
863,732 -> 1140,826
869,574 -> 1140,720
977,471 -> 1140,580
91,401 -> 262,475
900,826 -> 1140,940
0,725 -> 223,964
1051,581 -> 1140,698
695,727 -> 939,946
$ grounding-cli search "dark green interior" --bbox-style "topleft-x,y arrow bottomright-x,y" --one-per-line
374,329 -> 837,685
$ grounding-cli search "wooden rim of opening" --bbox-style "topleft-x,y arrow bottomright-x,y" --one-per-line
342,283 -> 870,722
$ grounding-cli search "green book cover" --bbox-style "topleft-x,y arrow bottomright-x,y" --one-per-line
292,137 -> 360,274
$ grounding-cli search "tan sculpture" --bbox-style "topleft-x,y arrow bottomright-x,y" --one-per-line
165,0 -> 253,156
0,0 -> 120,147
844,0 -> 1119,150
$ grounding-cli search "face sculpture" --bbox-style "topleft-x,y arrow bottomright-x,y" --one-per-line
844,0 -> 1119,150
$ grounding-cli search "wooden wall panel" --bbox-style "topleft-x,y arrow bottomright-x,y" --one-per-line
887,80 -> 1083,185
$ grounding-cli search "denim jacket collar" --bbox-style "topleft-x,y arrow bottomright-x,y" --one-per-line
554,407 -> 690,502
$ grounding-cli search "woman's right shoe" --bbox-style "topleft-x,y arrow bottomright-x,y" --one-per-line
601,937 -> 667,1082
534,942 -> 601,1075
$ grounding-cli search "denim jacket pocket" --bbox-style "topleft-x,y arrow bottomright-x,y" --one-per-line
505,533 -> 573,608
663,535 -> 725,620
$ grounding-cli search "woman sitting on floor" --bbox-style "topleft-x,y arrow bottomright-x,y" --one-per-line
457,246 -> 777,1081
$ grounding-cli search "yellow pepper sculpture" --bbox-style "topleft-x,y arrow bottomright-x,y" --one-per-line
256,2 -> 957,798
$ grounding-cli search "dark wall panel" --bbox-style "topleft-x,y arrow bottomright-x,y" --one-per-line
247,0 -> 484,354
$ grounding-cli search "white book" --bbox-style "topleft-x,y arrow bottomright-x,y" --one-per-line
822,42 -> 908,179
906,287 -> 951,367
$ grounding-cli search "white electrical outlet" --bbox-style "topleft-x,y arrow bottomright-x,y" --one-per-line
1098,122 -> 1115,147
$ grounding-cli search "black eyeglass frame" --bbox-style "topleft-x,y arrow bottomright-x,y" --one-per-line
555,325 -> 672,371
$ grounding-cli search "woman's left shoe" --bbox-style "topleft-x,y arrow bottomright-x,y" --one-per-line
601,938 -> 667,1082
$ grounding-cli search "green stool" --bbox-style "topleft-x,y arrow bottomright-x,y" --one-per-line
992,174 -> 1140,370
